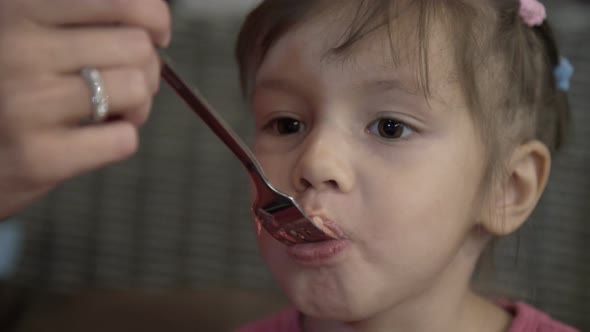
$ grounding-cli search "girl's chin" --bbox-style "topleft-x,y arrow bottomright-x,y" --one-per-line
277,275 -> 367,321
295,296 -> 374,325
293,296 -> 356,321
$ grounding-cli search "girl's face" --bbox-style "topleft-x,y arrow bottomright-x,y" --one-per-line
250,15 -> 489,322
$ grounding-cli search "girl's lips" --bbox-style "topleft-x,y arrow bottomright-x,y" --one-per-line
321,219 -> 347,239
307,214 -> 347,239
286,239 -> 350,265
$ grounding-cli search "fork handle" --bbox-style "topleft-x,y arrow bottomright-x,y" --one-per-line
161,60 -> 262,176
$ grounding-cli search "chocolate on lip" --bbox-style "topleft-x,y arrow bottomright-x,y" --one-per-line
297,194 -> 347,239
307,214 -> 347,239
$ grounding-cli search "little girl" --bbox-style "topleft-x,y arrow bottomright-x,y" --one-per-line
233,0 -> 577,331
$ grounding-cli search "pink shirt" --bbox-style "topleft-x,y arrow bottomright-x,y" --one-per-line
234,302 -> 579,332
501,302 -> 579,332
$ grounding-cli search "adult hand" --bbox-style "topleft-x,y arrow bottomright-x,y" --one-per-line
0,0 -> 171,220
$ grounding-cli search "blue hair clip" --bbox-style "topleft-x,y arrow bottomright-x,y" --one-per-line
554,56 -> 574,92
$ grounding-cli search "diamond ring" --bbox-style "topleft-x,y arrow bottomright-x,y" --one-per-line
80,67 -> 109,123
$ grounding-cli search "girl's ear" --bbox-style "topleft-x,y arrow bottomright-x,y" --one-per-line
481,140 -> 551,236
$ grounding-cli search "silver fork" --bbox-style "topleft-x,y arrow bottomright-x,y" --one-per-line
160,60 -> 340,246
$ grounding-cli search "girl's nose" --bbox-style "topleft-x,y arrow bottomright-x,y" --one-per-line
292,130 -> 355,193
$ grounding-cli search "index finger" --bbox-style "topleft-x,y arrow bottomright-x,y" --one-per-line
25,0 -> 171,47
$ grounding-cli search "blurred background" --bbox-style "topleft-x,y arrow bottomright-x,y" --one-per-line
0,0 -> 588,331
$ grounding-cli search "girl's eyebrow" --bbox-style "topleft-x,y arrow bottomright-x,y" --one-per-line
357,79 -> 404,94
253,78 -> 305,96
358,78 -> 432,115
255,78 -> 405,94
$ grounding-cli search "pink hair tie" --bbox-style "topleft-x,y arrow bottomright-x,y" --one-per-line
519,0 -> 546,26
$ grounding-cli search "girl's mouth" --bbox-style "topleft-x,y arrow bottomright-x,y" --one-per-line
285,210 -> 350,265
287,238 -> 350,266
306,212 -> 347,239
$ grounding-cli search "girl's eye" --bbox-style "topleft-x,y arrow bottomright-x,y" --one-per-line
367,118 -> 413,140
270,117 -> 305,135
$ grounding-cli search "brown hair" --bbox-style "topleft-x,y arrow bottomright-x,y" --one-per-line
235,0 -> 570,191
